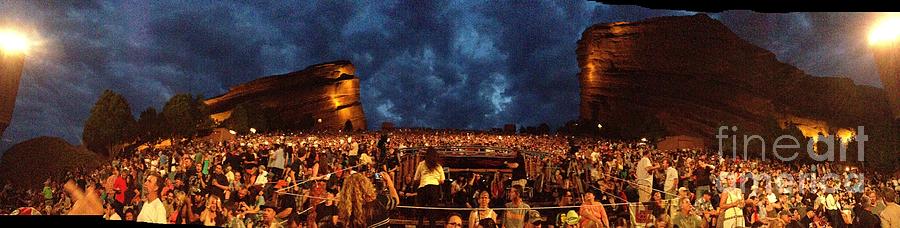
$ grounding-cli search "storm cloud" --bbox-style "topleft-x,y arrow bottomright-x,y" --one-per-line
0,1 -> 887,151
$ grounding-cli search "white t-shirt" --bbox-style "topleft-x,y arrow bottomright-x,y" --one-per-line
414,161 -> 445,188
255,171 -> 269,186
105,212 -> 122,220
665,167 -> 678,191
268,148 -> 285,169
136,198 -> 167,224
637,157 -> 652,182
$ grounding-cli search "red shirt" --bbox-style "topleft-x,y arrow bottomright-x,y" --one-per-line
114,176 -> 127,203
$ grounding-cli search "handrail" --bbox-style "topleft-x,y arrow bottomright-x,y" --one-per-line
397,145 -> 550,157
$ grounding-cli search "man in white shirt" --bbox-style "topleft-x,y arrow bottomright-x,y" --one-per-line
268,146 -> 285,179
137,173 -> 167,224
636,150 -> 660,203
664,159 -> 679,201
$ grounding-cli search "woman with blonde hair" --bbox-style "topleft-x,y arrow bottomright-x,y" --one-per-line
719,175 -> 745,228
337,172 -> 398,228
200,195 -> 225,226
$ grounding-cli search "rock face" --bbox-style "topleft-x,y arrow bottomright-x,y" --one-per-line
205,61 -> 366,131
0,52 -> 25,138
0,137 -> 104,188
578,14 -> 894,140
873,44 -> 900,121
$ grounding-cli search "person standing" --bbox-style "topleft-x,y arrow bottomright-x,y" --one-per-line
663,159 -> 678,201
414,147 -> 445,228
268,144 -> 286,180
880,187 -> 900,228
113,168 -> 127,215
693,160 -> 713,198
502,185 -> 531,228
469,191 -> 497,228
137,173 -> 167,224
854,196 -> 881,227
824,188 -> 843,228
719,176 -> 745,228
636,150 -> 660,203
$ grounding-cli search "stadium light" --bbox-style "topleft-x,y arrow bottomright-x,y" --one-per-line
0,30 -> 30,54
228,130 -> 237,135
249,128 -> 257,134
869,14 -> 900,47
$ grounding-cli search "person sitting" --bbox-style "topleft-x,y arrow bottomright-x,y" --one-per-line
671,198 -> 706,228
579,191 -> 609,228
476,218 -> 498,228
199,195 -> 225,226
446,213 -> 463,228
103,203 -> 121,220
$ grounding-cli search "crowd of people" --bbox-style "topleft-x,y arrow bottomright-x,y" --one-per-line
1,129 -> 899,228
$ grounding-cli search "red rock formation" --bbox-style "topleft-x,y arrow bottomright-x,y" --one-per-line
872,43 -> 900,121
0,137 -> 104,188
0,51 -> 25,138
204,61 -> 366,131
578,14 -> 894,140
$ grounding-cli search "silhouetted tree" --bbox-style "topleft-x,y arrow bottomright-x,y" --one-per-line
224,101 -> 268,134
161,94 -> 213,138
83,90 -> 136,156
136,107 -> 158,141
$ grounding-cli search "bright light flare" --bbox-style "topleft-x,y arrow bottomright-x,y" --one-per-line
869,14 -> 900,46
0,30 -> 30,54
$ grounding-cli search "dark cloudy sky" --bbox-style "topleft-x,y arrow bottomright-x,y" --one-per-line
0,1 -> 889,151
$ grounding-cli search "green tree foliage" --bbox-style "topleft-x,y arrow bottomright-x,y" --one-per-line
136,107 -> 158,141
224,101 -> 268,134
136,107 -> 170,142
83,90 -> 136,156
161,94 -> 214,138
193,95 -> 215,134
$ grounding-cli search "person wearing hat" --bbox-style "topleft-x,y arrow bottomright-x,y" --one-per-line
257,200 -> 283,228
559,210 -> 580,227
670,187 -> 690,219
526,210 -> 545,228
